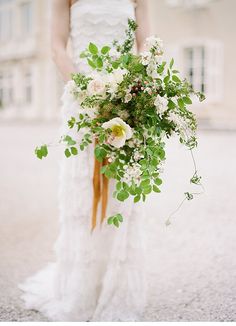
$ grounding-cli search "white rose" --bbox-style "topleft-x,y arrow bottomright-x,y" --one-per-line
154,95 -> 168,115
87,78 -> 106,96
113,68 -> 128,83
102,117 -> 133,148
124,93 -> 132,103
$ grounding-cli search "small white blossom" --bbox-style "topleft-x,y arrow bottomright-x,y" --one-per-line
107,152 -> 116,163
140,51 -> 152,66
154,95 -> 168,115
127,137 -> 142,148
123,163 -> 142,185
145,36 -> 164,56
133,150 -> 144,162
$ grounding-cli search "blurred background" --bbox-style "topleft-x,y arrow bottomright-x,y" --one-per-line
0,0 -> 236,322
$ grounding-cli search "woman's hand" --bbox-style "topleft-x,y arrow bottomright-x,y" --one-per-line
51,0 -> 76,82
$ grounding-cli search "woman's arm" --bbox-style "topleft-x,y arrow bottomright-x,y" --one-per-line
51,0 -> 75,82
135,0 -> 150,52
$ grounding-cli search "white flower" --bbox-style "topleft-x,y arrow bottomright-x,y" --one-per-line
107,152 -> 116,163
106,68 -> 127,96
87,78 -> 106,96
133,150 -> 144,162
154,95 -> 168,115
146,62 -> 158,79
145,36 -> 164,56
123,163 -> 142,185
124,93 -> 132,103
141,51 -> 152,66
102,117 -> 133,148
127,137 -> 142,148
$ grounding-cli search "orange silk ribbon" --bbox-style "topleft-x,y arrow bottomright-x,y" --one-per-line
91,140 -> 109,232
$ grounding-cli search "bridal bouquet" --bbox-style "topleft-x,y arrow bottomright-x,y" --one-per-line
36,20 -> 204,227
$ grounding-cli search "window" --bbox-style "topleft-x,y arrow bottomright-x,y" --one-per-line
0,6 -> 13,42
20,1 -> 32,37
0,71 -> 14,108
184,46 -> 205,93
166,0 -> 215,9
24,70 -> 32,104
183,42 -> 223,102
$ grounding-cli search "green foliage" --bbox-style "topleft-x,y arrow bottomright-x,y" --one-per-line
35,145 -> 48,159
107,213 -> 123,227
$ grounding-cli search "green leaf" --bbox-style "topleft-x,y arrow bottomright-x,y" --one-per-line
117,190 -> 129,202
135,187 -> 142,195
129,185 -> 136,196
140,179 -> 150,188
35,145 -> 48,160
172,75 -> 181,83
177,98 -> 185,110
71,147 -> 78,155
170,58 -> 174,69
113,217 -> 119,228
117,214 -> 123,222
87,59 -> 96,69
64,135 -> 76,146
168,99 -> 176,109
100,166 -> 107,174
134,195 -> 141,203
183,96 -> 192,105
153,185 -> 161,193
154,177 -> 162,185
143,186 -> 152,195
116,181 -> 122,191
164,76 -> 170,84
88,42 -> 98,55
80,144 -> 85,151
101,46 -> 110,55
94,146 -> 107,162
65,148 -> 71,158
96,57 -> 103,68
112,61 -> 120,69
185,192 -> 194,200
107,216 -> 114,225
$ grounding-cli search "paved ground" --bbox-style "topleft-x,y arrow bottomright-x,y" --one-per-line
0,122 -> 236,321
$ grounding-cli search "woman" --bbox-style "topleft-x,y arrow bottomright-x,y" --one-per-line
20,0 -> 150,321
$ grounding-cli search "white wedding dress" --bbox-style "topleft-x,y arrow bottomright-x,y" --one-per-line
19,0 -> 147,321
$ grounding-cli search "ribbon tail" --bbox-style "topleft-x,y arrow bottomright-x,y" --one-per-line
101,158 -> 109,224
92,157 -> 101,232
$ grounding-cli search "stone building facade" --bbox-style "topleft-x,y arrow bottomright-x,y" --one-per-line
148,0 -> 236,128
0,0 -> 235,128
0,0 -> 60,120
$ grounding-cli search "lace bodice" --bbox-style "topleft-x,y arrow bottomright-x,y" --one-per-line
70,0 -> 136,71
